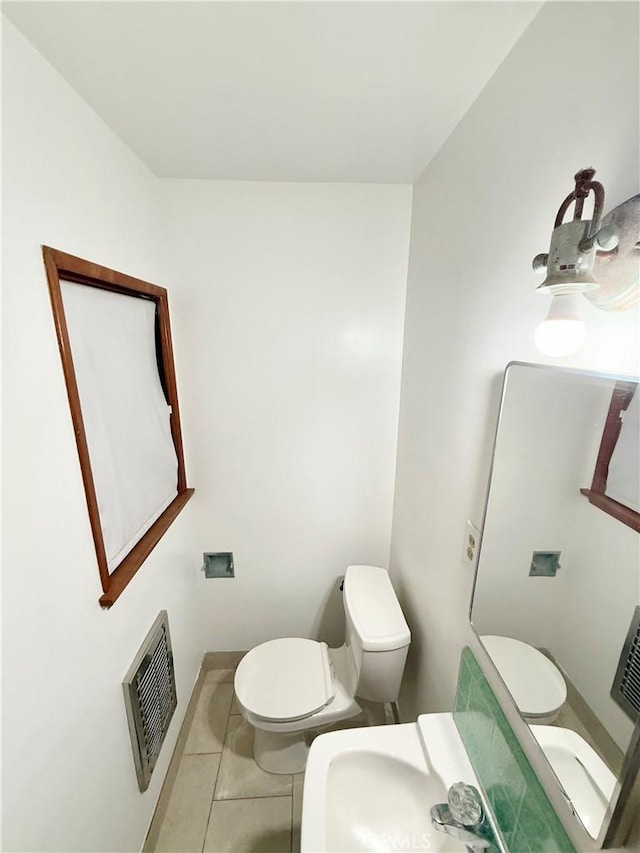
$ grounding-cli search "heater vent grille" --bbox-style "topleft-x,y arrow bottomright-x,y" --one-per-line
611,606 -> 640,722
123,610 -> 177,791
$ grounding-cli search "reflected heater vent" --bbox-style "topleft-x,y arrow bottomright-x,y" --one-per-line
611,606 -> 640,722
123,610 -> 177,792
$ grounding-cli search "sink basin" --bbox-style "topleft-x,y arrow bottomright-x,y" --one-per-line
530,725 -> 617,838
301,713 -> 486,852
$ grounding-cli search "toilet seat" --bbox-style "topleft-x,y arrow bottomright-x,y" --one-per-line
234,638 -> 335,723
481,635 -> 567,719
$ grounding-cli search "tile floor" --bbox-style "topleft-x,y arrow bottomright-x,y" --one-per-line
145,664 -> 314,853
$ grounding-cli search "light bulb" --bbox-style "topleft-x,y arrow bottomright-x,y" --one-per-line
534,294 -> 587,357
535,319 -> 586,356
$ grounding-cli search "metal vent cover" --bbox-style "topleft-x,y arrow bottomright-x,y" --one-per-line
611,606 -> 640,722
123,610 -> 177,792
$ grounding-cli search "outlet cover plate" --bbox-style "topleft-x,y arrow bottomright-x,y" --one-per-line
462,521 -> 481,571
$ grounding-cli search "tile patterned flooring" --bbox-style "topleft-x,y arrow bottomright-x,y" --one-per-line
146,666 -> 304,853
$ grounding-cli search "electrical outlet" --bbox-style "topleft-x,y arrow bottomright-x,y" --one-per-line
462,521 -> 481,570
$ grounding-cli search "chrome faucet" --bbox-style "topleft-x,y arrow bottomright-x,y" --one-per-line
431,783 -> 495,852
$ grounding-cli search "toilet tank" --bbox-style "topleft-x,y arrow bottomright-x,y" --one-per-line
343,565 -> 411,702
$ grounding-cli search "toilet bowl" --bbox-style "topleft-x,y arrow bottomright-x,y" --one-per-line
234,565 -> 411,774
481,635 -> 567,724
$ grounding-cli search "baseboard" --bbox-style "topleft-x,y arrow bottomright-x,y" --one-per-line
202,650 -> 248,670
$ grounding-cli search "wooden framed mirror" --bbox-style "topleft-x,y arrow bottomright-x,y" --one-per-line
43,247 -> 194,607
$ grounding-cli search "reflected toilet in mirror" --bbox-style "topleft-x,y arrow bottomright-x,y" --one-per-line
481,635 -> 567,724
470,362 -> 639,844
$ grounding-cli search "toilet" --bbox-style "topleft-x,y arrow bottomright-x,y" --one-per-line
234,565 -> 411,774
481,635 -> 567,724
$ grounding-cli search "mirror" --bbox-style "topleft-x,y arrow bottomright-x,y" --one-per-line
471,362 -> 640,843
43,247 -> 194,607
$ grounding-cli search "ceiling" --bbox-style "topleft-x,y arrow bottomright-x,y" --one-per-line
4,1 -> 542,183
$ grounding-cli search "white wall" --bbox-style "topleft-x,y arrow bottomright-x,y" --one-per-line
161,180 -> 412,650
2,20 -> 203,853
390,0 -> 639,720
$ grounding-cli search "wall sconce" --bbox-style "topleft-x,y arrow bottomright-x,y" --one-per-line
532,168 -> 639,356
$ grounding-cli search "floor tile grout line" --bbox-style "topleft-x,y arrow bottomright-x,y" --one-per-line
183,749 -> 224,756
184,680 -> 234,756
200,752 -> 223,853
201,670 -> 235,852
212,686 -> 235,802
290,782 -> 294,853
215,793 -> 294,802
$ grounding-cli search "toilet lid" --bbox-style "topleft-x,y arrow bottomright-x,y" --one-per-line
481,635 -> 567,717
234,638 -> 335,722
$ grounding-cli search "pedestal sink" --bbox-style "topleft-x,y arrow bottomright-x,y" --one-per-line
301,713 -> 497,853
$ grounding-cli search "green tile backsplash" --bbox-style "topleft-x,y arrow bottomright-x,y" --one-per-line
454,646 -> 576,853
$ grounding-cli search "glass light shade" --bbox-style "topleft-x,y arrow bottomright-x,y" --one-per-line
534,294 -> 587,357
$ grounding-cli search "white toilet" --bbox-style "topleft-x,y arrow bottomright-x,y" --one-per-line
481,635 -> 567,724
234,565 -> 411,774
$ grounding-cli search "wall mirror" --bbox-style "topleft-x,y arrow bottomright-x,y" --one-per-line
44,247 -> 194,608
471,362 -> 639,846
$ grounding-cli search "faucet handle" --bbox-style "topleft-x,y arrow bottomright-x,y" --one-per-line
448,782 -> 484,827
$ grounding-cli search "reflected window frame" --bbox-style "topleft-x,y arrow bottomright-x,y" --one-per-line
580,381 -> 640,533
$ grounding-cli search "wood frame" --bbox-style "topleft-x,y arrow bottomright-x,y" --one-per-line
43,246 -> 194,607
580,380 -> 639,533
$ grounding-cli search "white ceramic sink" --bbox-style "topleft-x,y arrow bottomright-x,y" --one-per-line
530,725 -> 617,839
301,713 -> 486,853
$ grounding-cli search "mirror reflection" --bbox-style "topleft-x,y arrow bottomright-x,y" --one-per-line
471,363 -> 639,841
